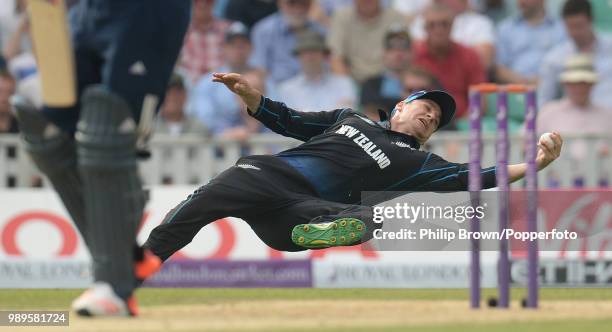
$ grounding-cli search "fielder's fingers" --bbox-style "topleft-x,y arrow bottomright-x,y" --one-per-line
545,143 -> 559,159
538,143 -> 553,157
551,133 -> 563,147
212,72 -> 226,80
539,148 -> 554,163
539,139 -> 553,150
212,76 -> 225,83
222,73 -> 241,81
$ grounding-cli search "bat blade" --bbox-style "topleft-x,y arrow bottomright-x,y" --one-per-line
28,0 -> 76,108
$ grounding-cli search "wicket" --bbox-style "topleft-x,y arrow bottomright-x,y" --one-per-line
468,83 -> 539,309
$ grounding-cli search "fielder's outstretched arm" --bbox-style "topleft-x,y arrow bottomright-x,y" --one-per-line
213,72 -> 350,141
402,132 -> 563,191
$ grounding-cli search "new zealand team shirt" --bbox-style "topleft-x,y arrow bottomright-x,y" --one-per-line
248,97 -> 497,204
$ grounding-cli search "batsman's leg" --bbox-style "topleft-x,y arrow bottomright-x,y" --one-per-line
11,96 -> 88,239
76,86 -> 146,303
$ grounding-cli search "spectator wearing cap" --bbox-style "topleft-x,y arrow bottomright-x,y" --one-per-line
156,74 -> 208,137
191,22 -> 263,138
177,0 -> 232,85
249,0 -> 325,84
276,29 -> 356,112
360,27 -> 412,120
410,0 -> 496,69
537,54 -> 611,187
539,0 -> 612,109
412,3 -> 486,119
327,0 -> 405,84
495,0 -> 566,85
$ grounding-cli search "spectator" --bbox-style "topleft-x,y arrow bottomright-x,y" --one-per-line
412,3 -> 486,119
156,74 -> 208,186
0,69 -> 19,187
277,29 -> 356,112
312,1 -> 398,28
192,23 -> 262,139
156,74 -> 208,137
309,0 -> 354,27
401,66 -> 441,96
392,0 -> 431,22
539,0 -> 612,109
495,0 -> 566,84
472,0 -> 513,24
537,54 -> 610,187
249,0 -> 324,85
224,0 -> 277,29
360,26 -> 412,120
0,69 -> 17,133
0,0 -> 28,55
410,0 -> 496,69
177,0 -> 231,85
328,0 -> 404,83
1,11 -> 41,109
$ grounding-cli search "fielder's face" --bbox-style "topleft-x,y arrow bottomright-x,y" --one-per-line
391,99 -> 441,144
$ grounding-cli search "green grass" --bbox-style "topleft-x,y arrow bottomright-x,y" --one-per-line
1,288 -> 611,331
264,319 -> 612,332
0,288 -> 611,309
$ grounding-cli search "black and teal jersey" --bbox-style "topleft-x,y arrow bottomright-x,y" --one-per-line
248,96 -> 497,204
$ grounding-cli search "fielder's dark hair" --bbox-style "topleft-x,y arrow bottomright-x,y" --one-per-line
562,0 -> 592,19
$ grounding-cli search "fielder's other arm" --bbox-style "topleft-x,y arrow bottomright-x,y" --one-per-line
508,132 -> 563,183
213,72 -> 351,141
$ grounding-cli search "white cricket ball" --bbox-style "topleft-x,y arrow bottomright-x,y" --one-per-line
539,132 -> 555,149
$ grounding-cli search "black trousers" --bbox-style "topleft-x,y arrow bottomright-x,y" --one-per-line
144,155 -> 375,261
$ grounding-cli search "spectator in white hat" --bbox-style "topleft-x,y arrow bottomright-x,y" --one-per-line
537,54 -> 611,187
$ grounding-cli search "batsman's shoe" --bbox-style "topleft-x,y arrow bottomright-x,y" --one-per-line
71,282 -> 138,317
292,218 -> 366,249
135,248 -> 162,281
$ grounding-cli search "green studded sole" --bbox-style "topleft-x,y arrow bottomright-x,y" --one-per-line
291,218 -> 366,249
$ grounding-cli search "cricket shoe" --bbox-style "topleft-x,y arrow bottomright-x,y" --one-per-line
291,218 -> 366,249
71,282 -> 139,317
135,248 -> 162,281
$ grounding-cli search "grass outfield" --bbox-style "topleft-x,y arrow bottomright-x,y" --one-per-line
0,288 -> 611,331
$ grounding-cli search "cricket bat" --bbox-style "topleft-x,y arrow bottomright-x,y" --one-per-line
28,0 -> 76,107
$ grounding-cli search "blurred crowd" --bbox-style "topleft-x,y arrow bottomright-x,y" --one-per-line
0,0 -> 610,187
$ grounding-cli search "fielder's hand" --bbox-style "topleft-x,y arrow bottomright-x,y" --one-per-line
212,73 -> 252,96
536,132 -> 563,170
212,73 -> 262,112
